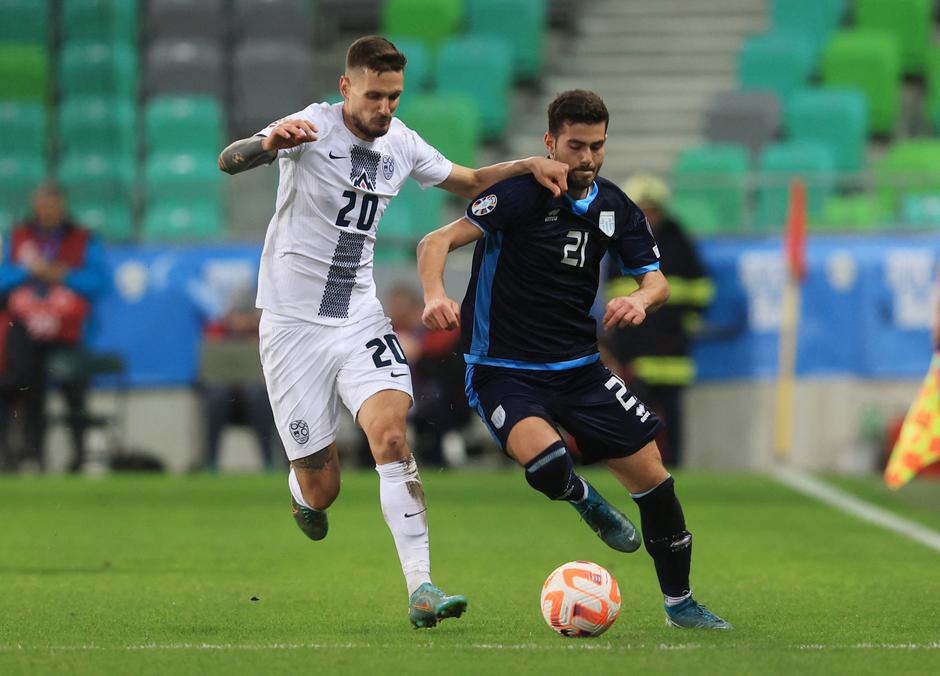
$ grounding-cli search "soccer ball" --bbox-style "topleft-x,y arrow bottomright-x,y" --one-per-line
540,561 -> 621,637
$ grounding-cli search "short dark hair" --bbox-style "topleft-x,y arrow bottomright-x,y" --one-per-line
346,36 -> 407,73
547,90 -> 609,135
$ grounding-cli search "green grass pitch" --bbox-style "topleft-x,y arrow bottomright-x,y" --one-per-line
1,469 -> 938,675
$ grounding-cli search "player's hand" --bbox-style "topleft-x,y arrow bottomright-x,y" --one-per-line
422,295 -> 460,331
604,296 -> 647,331
527,157 -> 568,198
261,119 -> 318,151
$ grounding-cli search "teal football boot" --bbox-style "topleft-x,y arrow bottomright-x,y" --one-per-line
408,582 -> 468,629
290,497 -> 328,541
665,597 -> 732,629
571,482 -> 642,553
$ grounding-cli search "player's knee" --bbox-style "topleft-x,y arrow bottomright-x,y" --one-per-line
524,441 -> 581,501
370,426 -> 409,464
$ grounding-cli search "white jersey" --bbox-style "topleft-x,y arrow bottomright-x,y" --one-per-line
255,102 -> 452,325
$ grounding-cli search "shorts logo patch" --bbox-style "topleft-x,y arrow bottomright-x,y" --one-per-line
471,194 -> 498,217
599,211 -> 615,237
491,405 -> 506,429
382,154 -> 395,180
289,420 -> 310,444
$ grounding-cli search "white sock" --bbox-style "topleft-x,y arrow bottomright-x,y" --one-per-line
375,455 -> 432,597
665,590 -> 692,607
288,467 -> 313,510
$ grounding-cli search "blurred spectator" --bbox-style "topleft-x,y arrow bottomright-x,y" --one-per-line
603,174 -> 714,466
0,184 -> 108,472
195,282 -> 277,473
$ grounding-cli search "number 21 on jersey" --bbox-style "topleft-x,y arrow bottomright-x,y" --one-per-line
561,230 -> 589,268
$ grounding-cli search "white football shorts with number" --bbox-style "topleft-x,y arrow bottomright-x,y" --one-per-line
254,102 -> 452,459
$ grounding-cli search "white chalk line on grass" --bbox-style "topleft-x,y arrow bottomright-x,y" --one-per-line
772,468 -> 940,554
2,642 -> 940,652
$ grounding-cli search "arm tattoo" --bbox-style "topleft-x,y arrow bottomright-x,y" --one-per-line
218,136 -> 277,175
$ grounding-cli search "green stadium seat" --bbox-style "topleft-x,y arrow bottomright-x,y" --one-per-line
145,95 -> 224,156
381,0 -> 463,54
754,142 -> 835,230
0,101 -> 48,160
0,0 -> 51,45
62,0 -> 139,45
671,144 -> 749,232
398,93 -> 480,169
382,178 -> 445,243
59,41 -> 138,100
821,30 -> 900,135
669,196 -> 723,237
0,44 -> 50,103
0,155 -> 46,225
142,199 -> 224,242
925,47 -> 940,125
434,36 -> 512,140
855,0 -> 931,76
815,194 -> 884,231
144,151 -> 223,204
785,88 -> 867,172
770,0 -> 844,56
466,0 -> 545,81
386,38 -> 431,91
58,97 -> 136,162
900,193 -> 940,228
58,152 -> 134,202
375,198 -> 417,264
71,196 -> 135,241
737,32 -> 815,102
873,139 -> 940,216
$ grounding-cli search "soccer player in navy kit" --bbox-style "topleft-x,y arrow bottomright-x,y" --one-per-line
417,90 -> 731,630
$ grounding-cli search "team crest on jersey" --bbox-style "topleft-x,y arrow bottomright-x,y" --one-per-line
382,154 -> 395,180
289,420 -> 309,444
599,211 -> 616,237
471,194 -> 498,216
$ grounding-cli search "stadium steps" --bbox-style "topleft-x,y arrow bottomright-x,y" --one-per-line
508,0 -> 767,179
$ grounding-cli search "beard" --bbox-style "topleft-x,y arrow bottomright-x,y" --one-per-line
350,112 -> 392,139
567,167 -> 597,192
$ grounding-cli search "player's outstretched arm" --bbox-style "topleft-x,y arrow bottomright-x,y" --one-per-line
603,269 -> 670,331
218,119 -> 318,175
437,157 -> 568,199
416,218 -> 484,331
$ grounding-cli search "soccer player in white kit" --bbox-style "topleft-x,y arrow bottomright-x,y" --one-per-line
218,36 -> 568,628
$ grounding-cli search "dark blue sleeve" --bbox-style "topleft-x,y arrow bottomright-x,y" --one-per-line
0,236 -> 29,293
610,207 -> 661,277
63,236 -> 110,300
464,177 -> 542,234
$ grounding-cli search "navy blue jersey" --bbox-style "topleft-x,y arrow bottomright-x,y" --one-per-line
461,174 -> 660,369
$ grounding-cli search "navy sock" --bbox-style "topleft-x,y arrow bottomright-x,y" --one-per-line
523,441 -> 587,502
632,476 -> 692,598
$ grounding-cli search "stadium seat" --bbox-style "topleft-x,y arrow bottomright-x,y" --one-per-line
142,199 -> 224,242
434,36 -> 513,140
397,93 -> 480,169
0,155 -> 46,225
820,30 -> 901,135
754,142 -> 835,230
873,139 -> 940,216
737,32 -> 815,102
899,193 -> 940,228
71,196 -> 135,241
145,95 -> 224,156
381,0 -> 463,53
0,44 -> 49,103
855,0 -> 931,76
925,47 -> 940,126
0,101 -> 48,160
671,144 -> 749,231
703,91 -> 781,158
785,88 -> 868,172
770,0 -> 844,56
233,0 -> 315,42
60,41 -> 137,100
386,38 -> 431,91
145,0 -> 228,41
62,0 -> 139,45
815,193 -> 883,231
669,196 -> 723,237
144,39 -> 225,99
145,152 -> 223,204
0,0 -> 51,45
58,97 -> 136,163
232,39 -> 317,138
466,0 -> 546,81
58,152 -> 134,204
375,198 -> 417,264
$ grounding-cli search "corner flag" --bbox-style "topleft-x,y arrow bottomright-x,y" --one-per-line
885,353 -> 940,489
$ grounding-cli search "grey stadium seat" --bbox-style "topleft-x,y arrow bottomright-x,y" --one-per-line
233,0 -> 315,42
232,39 -> 317,138
145,39 -> 225,99
145,0 -> 228,41
704,91 -> 781,158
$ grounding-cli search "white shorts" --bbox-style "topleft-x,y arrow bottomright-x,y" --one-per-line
258,310 -> 413,461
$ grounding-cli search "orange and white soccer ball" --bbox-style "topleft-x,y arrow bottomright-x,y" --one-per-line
540,561 -> 621,637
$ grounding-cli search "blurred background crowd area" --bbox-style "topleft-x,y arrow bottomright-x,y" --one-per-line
0,0 -> 938,476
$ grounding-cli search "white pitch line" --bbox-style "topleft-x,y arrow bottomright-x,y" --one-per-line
772,468 -> 940,554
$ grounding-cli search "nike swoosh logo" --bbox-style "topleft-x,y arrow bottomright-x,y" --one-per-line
390,371 -> 408,378
328,151 -> 348,159
404,508 -> 427,518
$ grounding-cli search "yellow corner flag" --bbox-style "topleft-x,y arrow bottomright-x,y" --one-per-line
885,353 -> 940,489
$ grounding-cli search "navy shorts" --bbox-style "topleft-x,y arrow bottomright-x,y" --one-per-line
465,361 -> 662,464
